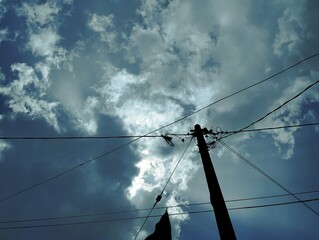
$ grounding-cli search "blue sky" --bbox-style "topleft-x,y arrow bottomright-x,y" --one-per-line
0,0 -> 319,239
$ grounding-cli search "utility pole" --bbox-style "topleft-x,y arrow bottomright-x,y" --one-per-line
193,124 -> 236,240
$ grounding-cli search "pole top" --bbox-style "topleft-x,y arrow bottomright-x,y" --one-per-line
194,124 -> 201,131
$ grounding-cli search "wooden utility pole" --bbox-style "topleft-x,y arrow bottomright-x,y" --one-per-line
193,124 -> 236,240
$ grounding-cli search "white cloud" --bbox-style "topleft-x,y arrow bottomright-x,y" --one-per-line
273,2 -> 308,57
0,140 -> 10,162
0,0 -> 7,20
0,28 -> 7,44
88,13 -> 118,49
20,2 -> 59,26
0,67 -> 4,81
17,1 -> 68,68
28,28 -> 61,57
0,63 -> 60,131
69,96 -> 99,135
255,77 -> 314,159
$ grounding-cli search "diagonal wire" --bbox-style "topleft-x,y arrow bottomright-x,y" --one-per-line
160,137 -> 194,195
223,79 -> 319,138
0,138 -> 141,203
144,53 -> 319,136
133,138 -> 193,240
224,122 -> 319,134
219,140 -> 319,216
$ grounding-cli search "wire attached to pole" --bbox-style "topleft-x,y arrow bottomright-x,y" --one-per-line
220,140 -> 319,216
133,138 -> 193,240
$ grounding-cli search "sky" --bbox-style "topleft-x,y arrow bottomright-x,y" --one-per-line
0,0 -> 319,239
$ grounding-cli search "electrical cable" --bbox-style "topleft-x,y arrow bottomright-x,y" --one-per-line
1,188 -> 318,224
2,122 -> 318,140
1,54 -> 318,204
133,138 -> 193,240
0,138 -> 141,203
143,53 -> 319,136
219,140 -> 319,216
224,122 -> 319,134
0,135 -> 162,140
223,79 -> 319,138
0,197 -> 318,230
160,137 -> 194,196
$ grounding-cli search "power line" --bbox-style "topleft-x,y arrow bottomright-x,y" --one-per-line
165,122 -> 319,138
0,135 -> 162,140
160,137 -> 194,195
1,188 -> 318,225
0,138 -> 141,203
223,79 -> 319,138
133,138 -> 193,240
219,140 -> 319,216
144,53 -> 319,136
223,122 -> 319,134
1,122 -> 317,140
1,197 -> 318,230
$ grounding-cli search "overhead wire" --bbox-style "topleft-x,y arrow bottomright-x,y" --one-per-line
1,188 -> 318,224
1,122 -> 318,140
222,79 -> 319,138
224,122 -> 319,134
160,137 -> 194,196
1,53 -> 318,204
1,197 -> 318,230
219,140 -> 319,216
142,52 -> 319,136
0,135 -> 162,140
133,137 -> 193,240
0,137 -> 141,203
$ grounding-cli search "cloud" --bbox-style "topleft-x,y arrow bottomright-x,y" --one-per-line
16,1 -> 67,68
0,63 -> 60,131
1,0 -> 318,239
28,28 -> 61,57
88,13 -> 118,50
0,67 -> 5,81
20,2 -> 59,26
0,28 -> 8,44
0,0 -> 7,20
273,1 -> 307,57
0,140 -> 10,162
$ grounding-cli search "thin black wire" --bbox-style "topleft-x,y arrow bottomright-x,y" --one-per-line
220,140 -> 319,216
1,188 -> 318,224
1,53 -> 318,204
0,198 -> 318,230
224,122 -> 319,134
133,138 -> 193,240
160,137 -> 194,195
144,53 -> 319,136
133,204 -> 156,240
0,135 -> 162,140
2,122 -> 317,140
0,138 -> 141,203
223,79 -> 319,138
164,122 -> 319,138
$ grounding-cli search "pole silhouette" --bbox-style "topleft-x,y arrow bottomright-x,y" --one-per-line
193,124 -> 236,240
